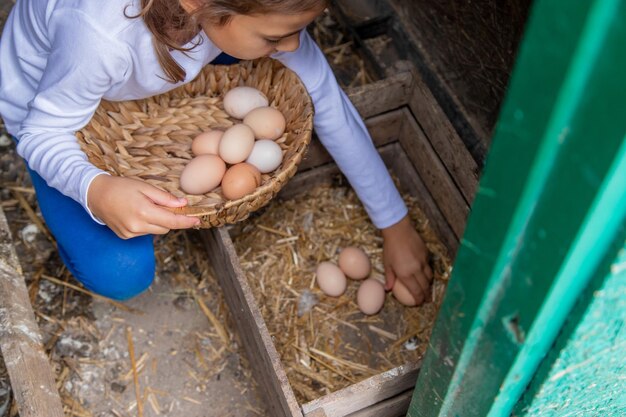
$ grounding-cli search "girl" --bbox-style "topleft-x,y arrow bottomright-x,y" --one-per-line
0,0 -> 432,302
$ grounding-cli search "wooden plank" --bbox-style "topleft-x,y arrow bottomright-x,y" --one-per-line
399,108 -> 469,240
278,160 -> 339,200
347,389 -> 414,417
0,207 -> 65,417
345,72 -> 412,118
299,109 -> 405,172
301,362 -> 420,417
381,143 -> 458,258
407,69 -> 480,205
200,227 -> 303,417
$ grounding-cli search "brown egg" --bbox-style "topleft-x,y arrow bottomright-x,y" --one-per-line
221,163 -> 261,200
179,155 -> 226,195
338,247 -> 371,280
357,279 -> 385,315
243,107 -> 286,140
316,262 -> 347,297
392,280 -> 420,307
192,130 -> 223,156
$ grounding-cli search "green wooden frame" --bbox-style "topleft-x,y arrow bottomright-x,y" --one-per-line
408,0 -> 626,415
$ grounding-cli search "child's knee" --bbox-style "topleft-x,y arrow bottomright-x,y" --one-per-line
63,236 -> 156,301
102,251 -> 155,301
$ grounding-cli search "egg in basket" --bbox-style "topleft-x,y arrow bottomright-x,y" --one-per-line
76,58 -> 314,227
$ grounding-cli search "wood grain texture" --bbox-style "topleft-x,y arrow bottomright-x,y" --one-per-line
202,70 -> 470,416
301,362 -> 420,417
200,228 -> 303,417
346,389 -> 414,417
0,207 -> 65,417
381,143 -> 458,258
399,109 -> 470,240
299,109 -> 405,172
407,70 -> 480,205
345,72 -> 412,118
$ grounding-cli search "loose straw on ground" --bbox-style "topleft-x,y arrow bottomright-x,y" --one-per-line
194,292 -> 229,345
126,326 -> 143,417
42,274 -> 139,313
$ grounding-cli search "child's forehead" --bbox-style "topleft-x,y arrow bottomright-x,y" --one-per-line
240,6 -> 324,28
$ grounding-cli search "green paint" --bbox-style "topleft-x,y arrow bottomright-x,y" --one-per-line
408,0 -> 626,415
487,0 -> 624,411
521,242 -> 626,416
490,136 -> 626,415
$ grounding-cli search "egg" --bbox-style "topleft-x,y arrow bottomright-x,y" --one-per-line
179,154 -> 226,195
338,247 -> 371,280
221,163 -> 261,200
243,107 -> 286,140
392,280 -> 421,307
316,262 -> 347,297
357,279 -> 385,315
192,130 -> 223,156
218,124 -> 255,164
223,86 -> 269,119
245,140 -> 283,173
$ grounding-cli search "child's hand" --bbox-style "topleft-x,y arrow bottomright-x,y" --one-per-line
88,175 -> 200,239
381,215 -> 432,305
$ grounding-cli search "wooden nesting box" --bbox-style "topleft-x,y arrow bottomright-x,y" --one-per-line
201,69 -> 480,417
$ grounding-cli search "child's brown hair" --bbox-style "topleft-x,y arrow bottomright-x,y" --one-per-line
129,0 -> 328,83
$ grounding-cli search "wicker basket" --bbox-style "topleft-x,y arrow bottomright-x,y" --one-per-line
76,58 -> 314,228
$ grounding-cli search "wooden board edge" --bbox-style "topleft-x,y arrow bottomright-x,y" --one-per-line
346,389 -> 414,417
299,108 -> 405,172
200,228 -> 303,417
399,108 -> 470,240
346,72 -> 413,118
406,68 -> 480,204
0,207 -> 65,417
382,143 -> 458,258
301,362 -> 420,416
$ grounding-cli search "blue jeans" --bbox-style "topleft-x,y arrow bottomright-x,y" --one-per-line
23,52 -> 239,300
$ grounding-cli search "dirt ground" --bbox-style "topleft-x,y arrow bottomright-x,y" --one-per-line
0,136 -> 266,417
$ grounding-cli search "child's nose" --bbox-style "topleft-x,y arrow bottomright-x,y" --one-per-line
275,34 -> 300,53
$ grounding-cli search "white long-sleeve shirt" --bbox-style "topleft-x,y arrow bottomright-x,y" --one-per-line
0,0 -> 407,228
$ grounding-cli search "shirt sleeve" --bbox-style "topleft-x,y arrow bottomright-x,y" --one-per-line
273,30 -> 407,229
16,9 -> 130,224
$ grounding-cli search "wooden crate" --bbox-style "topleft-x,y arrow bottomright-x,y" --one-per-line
325,0 -> 531,166
201,69 -> 479,417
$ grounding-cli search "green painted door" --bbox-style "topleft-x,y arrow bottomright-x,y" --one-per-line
407,0 -> 626,416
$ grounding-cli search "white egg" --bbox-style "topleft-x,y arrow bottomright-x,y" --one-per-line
245,140 -> 283,173
223,86 -> 269,119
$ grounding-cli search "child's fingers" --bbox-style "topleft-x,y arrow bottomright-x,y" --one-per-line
401,275 -> 423,302
424,264 -> 433,282
415,271 -> 430,294
141,184 -> 188,208
384,268 -> 396,290
148,206 -> 200,230
139,224 -> 172,236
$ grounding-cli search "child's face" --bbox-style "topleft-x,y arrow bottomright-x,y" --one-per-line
201,7 -> 325,59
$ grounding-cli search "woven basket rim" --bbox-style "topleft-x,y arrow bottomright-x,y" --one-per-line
77,58 -> 314,227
